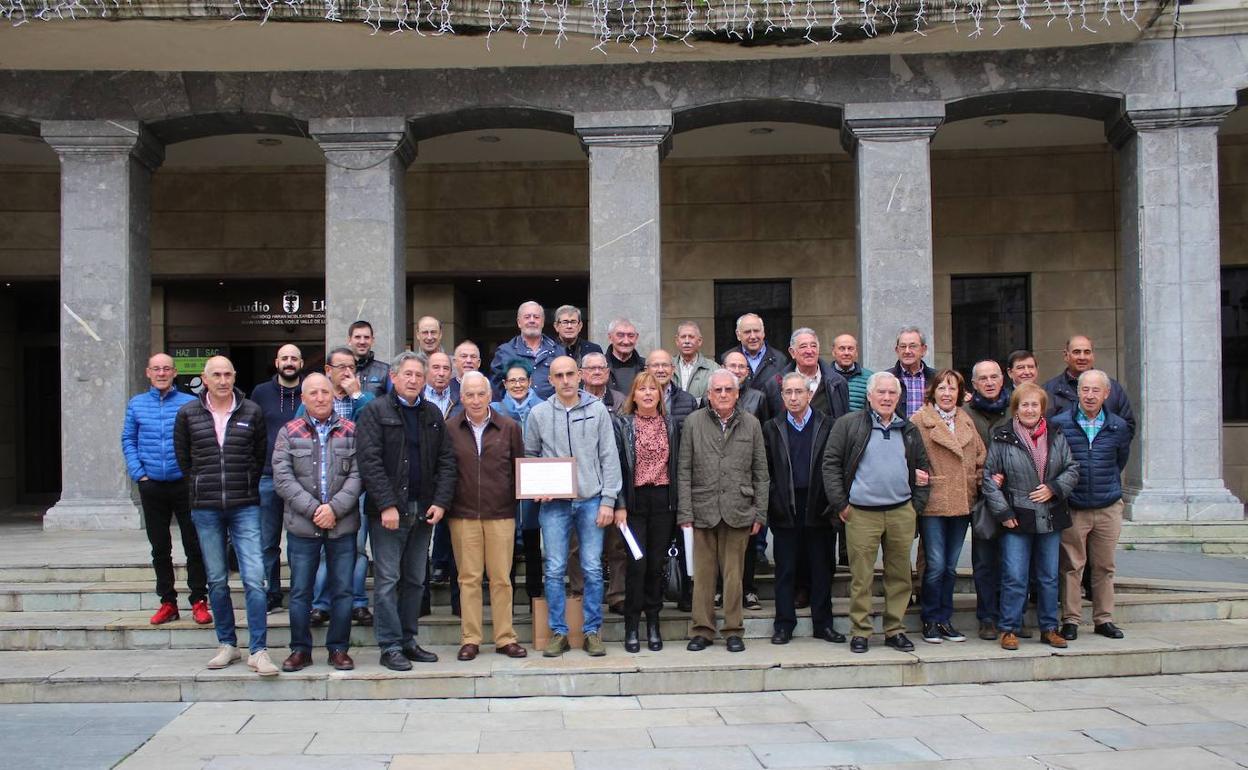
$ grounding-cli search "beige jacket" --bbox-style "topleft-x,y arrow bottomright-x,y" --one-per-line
910,405 -> 986,517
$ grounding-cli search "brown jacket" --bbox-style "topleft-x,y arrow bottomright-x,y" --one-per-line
446,407 -> 525,520
910,405 -> 986,517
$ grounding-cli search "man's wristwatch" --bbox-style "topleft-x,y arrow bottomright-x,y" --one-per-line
350,391 -> 362,400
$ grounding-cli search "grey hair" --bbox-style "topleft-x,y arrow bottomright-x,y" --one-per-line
866,370 -> 901,394
676,320 -> 702,336
708,368 -> 739,391
460,371 -> 491,390
607,317 -> 635,336
735,313 -> 763,333
581,352 -> 608,368
782,371 -> 813,391
789,327 -> 819,348
516,300 -> 545,319
453,340 -> 480,357
554,305 -> 583,322
895,326 -> 927,347
301,372 -> 332,393
1078,369 -> 1111,391
390,350 -> 425,375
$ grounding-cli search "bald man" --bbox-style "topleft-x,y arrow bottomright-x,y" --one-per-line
175,356 -> 277,675
251,343 -> 306,613
122,353 -> 210,627
416,315 -> 445,356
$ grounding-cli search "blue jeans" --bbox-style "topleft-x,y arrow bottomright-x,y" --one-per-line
540,497 -> 604,635
288,532 -> 355,654
313,514 -> 370,611
191,505 -> 268,653
257,475 -> 284,604
370,512 -> 432,653
919,515 -> 970,624
999,529 -> 1061,633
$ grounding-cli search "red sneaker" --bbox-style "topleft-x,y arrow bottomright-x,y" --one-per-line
150,601 -> 180,625
191,599 -> 212,625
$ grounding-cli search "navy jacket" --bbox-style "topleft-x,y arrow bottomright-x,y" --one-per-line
1050,408 -> 1132,509
1043,371 -> 1136,440
761,360 -> 851,424
121,386 -> 196,482
250,376 -> 304,476
727,344 -> 789,394
490,334 -> 561,401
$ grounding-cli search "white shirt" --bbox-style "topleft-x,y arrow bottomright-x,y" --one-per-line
678,356 -> 697,390
466,414 -> 490,454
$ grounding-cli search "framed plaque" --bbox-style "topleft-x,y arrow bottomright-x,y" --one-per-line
515,457 -> 578,500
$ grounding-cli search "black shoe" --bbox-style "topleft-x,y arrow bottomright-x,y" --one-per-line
1094,622 -> 1124,639
351,607 -> 374,626
309,609 -> 329,627
401,643 -> 439,663
726,636 -> 745,653
850,636 -> 869,653
266,595 -> 283,615
686,635 -> 712,651
771,628 -> 793,645
922,622 -> 942,644
884,633 -> 915,652
624,619 -> 640,653
380,649 -> 412,671
1060,623 -> 1079,641
677,593 -> 692,613
430,566 -> 449,586
646,621 -> 663,651
815,627 -> 846,644
756,553 -> 773,574
978,622 -> 998,641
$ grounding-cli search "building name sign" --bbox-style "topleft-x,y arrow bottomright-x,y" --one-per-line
227,289 -> 327,327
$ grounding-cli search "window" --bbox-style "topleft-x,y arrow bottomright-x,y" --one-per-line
714,281 -> 792,361
1223,267 -> 1248,421
951,275 -> 1030,381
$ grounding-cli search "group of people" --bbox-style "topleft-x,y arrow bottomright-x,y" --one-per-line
121,298 -> 1134,675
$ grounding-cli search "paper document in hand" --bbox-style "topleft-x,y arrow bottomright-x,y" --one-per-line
618,523 -> 643,560
515,457 -> 578,499
682,526 -> 694,575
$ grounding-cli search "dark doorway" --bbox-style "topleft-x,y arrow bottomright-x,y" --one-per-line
951,274 -> 1031,381
12,282 -> 60,505
714,280 -> 793,360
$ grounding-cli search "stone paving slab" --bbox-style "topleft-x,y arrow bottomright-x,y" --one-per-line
1038,746 -> 1245,769
917,727 -> 1112,759
751,737 -> 941,766
808,714 -> 986,741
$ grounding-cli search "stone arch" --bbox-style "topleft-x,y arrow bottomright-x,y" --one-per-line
672,98 -> 842,133
944,89 -> 1121,124
0,114 -> 40,137
147,112 -> 309,145
407,106 -> 574,142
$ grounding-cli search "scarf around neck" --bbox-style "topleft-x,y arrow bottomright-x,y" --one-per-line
1012,416 -> 1049,480
971,388 -> 1011,415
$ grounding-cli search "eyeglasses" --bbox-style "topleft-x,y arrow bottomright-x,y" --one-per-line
329,363 -> 356,371
555,319 -> 581,326
505,377 -> 529,385
709,386 -> 736,394
581,365 -> 607,372
148,366 -> 174,373
648,363 -> 672,370
781,389 -> 809,397
897,343 -> 923,351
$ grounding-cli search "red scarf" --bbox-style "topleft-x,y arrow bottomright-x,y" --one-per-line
1013,417 -> 1048,480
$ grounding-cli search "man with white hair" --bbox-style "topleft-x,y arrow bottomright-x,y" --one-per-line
674,321 -> 715,401
822,371 -> 931,654
1051,368 -> 1133,642
490,300 -> 561,399
605,317 -> 646,394
761,328 -> 850,421
553,304 -> 603,364
730,313 -> 788,392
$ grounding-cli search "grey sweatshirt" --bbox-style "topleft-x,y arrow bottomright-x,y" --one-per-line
523,390 -> 623,508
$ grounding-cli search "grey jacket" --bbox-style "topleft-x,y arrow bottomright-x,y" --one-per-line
524,390 -> 623,508
674,353 -> 716,401
677,404 -> 769,529
271,414 -> 362,539
981,422 -> 1080,534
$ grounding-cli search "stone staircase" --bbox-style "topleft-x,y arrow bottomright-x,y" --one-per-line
0,549 -> 1246,703
1120,520 -> 1248,555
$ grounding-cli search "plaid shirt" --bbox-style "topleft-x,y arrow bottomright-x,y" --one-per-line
900,369 -> 926,417
309,415 -> 334,502
1075,408 -> 1106,444
332,396 -> 354,422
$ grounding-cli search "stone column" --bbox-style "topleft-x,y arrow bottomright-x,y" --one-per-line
311,118 -> 415,360
1109,93 -> 1244,521
841,102 -> 944,372
41,121 -> 164,530
574,111 -> 672,356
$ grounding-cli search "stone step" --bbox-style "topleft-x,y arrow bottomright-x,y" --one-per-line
1,618 -> 1245,703
1120,520 -> 1248,555
0,588 -> 1242,651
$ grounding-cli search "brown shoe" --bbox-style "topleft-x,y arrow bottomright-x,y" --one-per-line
1000,632 -> 1019,651
281,650 -> 312,672
457,643 -> 480,661
496,642 -> 528,658
1042,629 -> 1069,648
328,650 -> 354,670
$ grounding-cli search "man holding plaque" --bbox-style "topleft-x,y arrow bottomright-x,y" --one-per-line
523,356 -> 623,658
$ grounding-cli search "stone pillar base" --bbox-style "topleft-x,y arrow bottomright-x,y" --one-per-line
43,499 -> 142,531
1124,486 -> 1245,522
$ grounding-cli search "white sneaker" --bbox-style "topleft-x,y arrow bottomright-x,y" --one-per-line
207,644 -> 242,669
248,649 -> 280,677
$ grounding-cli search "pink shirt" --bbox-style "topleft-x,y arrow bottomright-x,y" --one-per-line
207,394 -> 236,447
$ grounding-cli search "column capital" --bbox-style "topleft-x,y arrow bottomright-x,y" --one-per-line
1106,90 -> 1237,148
40,120 -> 164,172
573,110 -> 673,157
840,102 -> 945,155
310,116 -> 416,167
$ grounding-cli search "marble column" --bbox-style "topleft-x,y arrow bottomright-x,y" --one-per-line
41,121 -> 164,530
311,118 -> 415,361
574,111 -> 672,356
1109,93 -> 1244,521
841,102 -> 944,372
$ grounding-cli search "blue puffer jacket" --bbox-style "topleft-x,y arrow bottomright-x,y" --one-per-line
1050,408 -> 1132,509
121,386 -> 196,482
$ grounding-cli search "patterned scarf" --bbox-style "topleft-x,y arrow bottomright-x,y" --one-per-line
1013,416 -> 1049,480
935,405 -> 959,434
970,388 -> 1010,415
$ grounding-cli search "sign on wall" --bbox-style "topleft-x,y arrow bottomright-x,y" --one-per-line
164,281 -> 327,343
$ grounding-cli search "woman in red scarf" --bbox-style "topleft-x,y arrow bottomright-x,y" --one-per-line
981,383 -> 1080,651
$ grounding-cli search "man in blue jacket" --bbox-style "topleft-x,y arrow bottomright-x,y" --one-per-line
122,353 -> 211,627
1051,369 -> 1132,642
490,300 -> 561,400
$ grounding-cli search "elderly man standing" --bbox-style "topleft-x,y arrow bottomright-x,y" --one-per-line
445,372 -> 529,661
356,352 -> 457,671
762,328 -> 850,421
674,321 -> 715,401
1052,369 -> 1132,641
679,369 -> 769,653
491,301 -> 561,399
731,313 -> 788,392
272,373 -> 361,672
525,356 -> 623,658
964,358 -> 1014,640
606,318 -> 646,394
887,327 -> 935,420
580,352 -> 627,414
1007,349 -> 1039,390
646,348 -> 699,427
832,334 -> 873,413
452,341 -> 482,386
424,351 -> 460,419
554,304 -> 603,363
1044,336 -> 1136,438
122,353 -> 210,627
174,356 -> 276,675
416,315 -> 445,356
823,371 -> 931,654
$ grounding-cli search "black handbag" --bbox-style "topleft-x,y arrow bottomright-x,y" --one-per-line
662,539 -> 686,602
970,498 -> 999,540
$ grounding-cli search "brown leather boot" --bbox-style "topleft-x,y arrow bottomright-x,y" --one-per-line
1000,632 -> 1019,651
1041,629 -> 1069,648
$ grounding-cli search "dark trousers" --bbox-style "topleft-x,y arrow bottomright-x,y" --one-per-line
288,531 -> 354,654
623,485 -> 675,621
431,518 -> 453,571
371,512 -> 432,653
773,518 -> 837,635
257,475 -> 284,604
971,535 -> 1001,626
742,533 -> 760,594
138,479 -> 207,605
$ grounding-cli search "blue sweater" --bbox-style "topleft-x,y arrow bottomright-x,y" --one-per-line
250,376 -> 304,475
1051,408 -> 1131,509
121,386 -> 196,482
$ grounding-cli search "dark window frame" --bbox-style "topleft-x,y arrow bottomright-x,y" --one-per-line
1222,265 -> 1248,423
950,273 -> 1032,383
713,280 -> 793,362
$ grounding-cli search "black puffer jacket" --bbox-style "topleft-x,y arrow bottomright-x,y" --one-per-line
174,389 -> 266,510
355,393 -> 457,519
